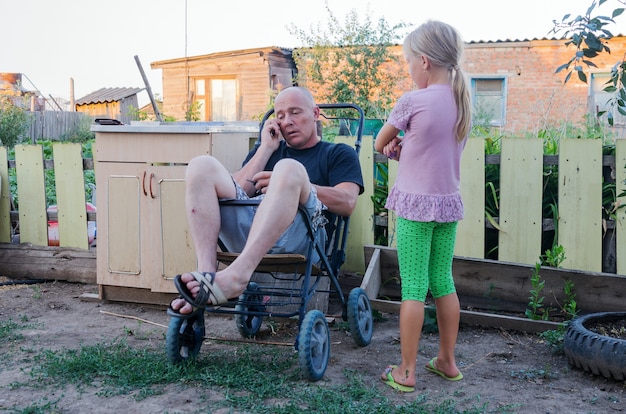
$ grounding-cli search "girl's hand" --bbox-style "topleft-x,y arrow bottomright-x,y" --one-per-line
383,137 -> 402,161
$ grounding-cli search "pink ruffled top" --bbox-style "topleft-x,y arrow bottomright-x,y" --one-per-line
384,84 -> 467,223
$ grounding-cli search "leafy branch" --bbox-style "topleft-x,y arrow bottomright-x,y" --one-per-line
551,0 -> 626,125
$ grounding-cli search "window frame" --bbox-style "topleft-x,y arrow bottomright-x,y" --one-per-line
470,76 -> 507,127
192,76 -> 239,121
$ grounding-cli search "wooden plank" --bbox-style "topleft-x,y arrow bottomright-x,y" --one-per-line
617,139 -> 626,275
0,146 -> 10,243
0,243 -> 95,284
387,155 -> 398,247
364,244 -> 626,314
337,134 -> 374,273
498,138 -> 543,264
559,139 -> 602,272
456,137 -> 485,258
360,247 -> 381,299
369,299 -> 562,333
15,144 -> 48,246
53,143 -> 89,249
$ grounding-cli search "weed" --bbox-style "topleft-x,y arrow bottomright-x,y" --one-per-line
0,319 -> 24,345
29,285 -> 42,300
525,263 -> 551,321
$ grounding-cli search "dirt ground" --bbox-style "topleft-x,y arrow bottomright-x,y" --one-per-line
0,279 -> 624,413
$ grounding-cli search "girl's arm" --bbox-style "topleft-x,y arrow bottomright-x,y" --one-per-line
375,123 -> 402,160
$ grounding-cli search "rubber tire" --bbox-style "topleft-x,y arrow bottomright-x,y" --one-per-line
564,312 -> 626,381
298,310 -> 330,381
235,282 -> 264,338
166,312 -> 205,364
347,287 -> 373,347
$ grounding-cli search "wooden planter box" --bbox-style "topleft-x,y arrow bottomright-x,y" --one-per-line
359,244 -> 626,333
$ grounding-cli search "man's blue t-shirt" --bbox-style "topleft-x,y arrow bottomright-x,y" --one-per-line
243,140 -> 364,195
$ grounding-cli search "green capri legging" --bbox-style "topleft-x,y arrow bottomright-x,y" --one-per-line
396,217 -> 458,302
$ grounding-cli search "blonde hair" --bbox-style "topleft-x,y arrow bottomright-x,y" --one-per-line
403,20 -> 471,141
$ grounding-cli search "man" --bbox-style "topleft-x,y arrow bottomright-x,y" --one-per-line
170,87 -> 364,314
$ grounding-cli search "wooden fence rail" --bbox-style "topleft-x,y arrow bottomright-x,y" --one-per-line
0,137 -> 625,278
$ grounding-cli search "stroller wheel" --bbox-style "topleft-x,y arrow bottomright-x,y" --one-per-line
347,288 -> 373,347
298,310 -> 330,381
166,312 -> 205,364
235,282 -> 265,338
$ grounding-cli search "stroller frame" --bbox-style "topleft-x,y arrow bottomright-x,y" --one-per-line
165,103 -> 373,381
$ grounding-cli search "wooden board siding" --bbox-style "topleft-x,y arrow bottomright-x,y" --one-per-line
153,48 -> 294,122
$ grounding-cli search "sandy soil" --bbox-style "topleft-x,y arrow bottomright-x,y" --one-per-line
0,279 -> 624,413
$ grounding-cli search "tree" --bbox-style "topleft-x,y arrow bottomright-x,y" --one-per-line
551,0 -> 625,126
0,96 -> 32,147
288,2 -> 407,120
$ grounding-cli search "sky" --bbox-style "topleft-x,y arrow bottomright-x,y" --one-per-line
1,0 -> 617,108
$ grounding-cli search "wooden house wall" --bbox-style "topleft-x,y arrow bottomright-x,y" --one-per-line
156,51 -> 293,121
75,95 -> 138,124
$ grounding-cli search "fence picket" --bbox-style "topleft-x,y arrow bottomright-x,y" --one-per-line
559,139 -> 603,272
15,145 -> 48,246
498,138 -> 544,265
53,143 -> 89,249
456,137 -> 485,258
616,140 -> 626,275
0,147 -> 10,242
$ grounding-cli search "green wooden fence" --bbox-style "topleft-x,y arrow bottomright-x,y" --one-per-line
1,137 -> 625,276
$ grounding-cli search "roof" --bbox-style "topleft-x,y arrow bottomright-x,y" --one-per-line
76,87 -> 143,105
151,46 -> 293,68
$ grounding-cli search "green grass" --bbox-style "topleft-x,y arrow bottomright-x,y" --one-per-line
0,337 -> 498,413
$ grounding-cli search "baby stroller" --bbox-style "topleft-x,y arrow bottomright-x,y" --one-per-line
165,103 -> 373,381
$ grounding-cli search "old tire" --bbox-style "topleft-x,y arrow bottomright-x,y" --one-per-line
564,312 -> 626,381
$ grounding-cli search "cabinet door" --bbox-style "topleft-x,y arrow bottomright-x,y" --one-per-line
96,162 -> 144,288
150,165 -> 197,293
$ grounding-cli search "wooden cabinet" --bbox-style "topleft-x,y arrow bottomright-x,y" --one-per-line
93,124 -> 257,299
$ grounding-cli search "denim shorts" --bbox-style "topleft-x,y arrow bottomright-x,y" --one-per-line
218,180 -> 327,263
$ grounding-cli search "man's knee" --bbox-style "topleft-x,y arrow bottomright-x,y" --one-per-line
186,155 -> 225,180
272,159 -> 308,182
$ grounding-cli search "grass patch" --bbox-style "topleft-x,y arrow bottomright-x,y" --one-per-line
7,338 -> 497,413
0,319 -> 25,345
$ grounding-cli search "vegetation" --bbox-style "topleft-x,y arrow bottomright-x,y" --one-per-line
0,95 -> 32,148
551,0 -> 625,126
289,1 -> 407,120
0,327 -> 492,413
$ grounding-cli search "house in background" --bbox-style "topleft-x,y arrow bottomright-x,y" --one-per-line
150,36 -> 626,135
151,47 -> 295,122
75,87 -> 143,124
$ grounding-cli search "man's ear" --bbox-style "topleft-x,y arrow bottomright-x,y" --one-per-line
313,106 -> 320,120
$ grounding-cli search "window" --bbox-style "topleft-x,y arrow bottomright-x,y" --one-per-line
590,72 -> 625,126
192,77 -> 238,121
471,77 -> 506,127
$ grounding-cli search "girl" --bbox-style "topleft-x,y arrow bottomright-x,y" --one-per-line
375,20 -> 471,392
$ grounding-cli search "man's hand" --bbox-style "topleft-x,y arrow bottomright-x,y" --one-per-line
250,171 -> 272,195
260,119 -> 283,152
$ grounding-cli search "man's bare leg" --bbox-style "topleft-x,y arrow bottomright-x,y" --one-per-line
170,155 -> 236,313
173,159 -> 311,313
